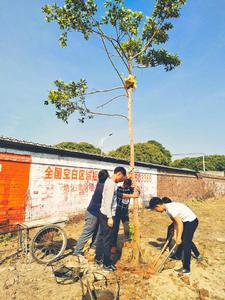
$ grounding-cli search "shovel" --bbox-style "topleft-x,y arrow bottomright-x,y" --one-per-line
152,232 -> 174,268
155,243 -> 177,273
152,239 -> 170,269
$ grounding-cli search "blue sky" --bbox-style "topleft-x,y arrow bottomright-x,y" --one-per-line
0,0 -> 225,156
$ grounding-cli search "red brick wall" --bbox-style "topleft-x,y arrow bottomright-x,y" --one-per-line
157,171 -> 225,200
0,153 -> 31,226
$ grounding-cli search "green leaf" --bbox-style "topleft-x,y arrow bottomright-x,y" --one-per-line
46,79 -> 90,123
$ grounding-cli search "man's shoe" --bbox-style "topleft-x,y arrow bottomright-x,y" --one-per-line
196,255 -> 204,262
110,264 -> 117,271
95,258 -> 103,265
174,267 -> 190,275
102,265 -> 116,273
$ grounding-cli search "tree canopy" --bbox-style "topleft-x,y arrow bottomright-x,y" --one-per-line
108,140 -> 171,165
171,155 -> 225,171
42,0 -> 186,123
55,141 -> 101,155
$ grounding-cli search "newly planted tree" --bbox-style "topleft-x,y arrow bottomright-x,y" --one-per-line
43,0 -> 186,264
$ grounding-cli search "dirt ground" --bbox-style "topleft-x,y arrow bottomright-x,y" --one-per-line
0,197 -> 225,300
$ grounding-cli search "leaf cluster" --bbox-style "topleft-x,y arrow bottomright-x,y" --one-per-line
42,0 -> 98,46
42,0 -> 186,68
103,0 -> 143,36
44,79 -> 91,123
108,140 -> 172,165
42,0 -> 187,122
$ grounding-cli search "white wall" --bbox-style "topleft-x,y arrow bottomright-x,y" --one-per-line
0,147 -> 157,221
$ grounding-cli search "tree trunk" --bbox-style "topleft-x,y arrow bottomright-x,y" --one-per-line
127,84 -> 141,265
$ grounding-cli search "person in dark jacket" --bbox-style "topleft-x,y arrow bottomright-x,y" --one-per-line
73,169 -> 109,256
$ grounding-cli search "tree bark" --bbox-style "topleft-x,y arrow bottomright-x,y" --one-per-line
127,60 -> 141,265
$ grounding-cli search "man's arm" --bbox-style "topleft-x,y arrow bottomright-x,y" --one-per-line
173,216 -> 183,245
122,192 -> 139,199
121,187 -> 140,199
169,217 -> 177,240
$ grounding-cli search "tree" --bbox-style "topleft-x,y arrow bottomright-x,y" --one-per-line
55,141 -> 101,155
148,140 -> 172,162
171,155 -> 225,172
43,0 -> 187,265
109,140 -> 171,165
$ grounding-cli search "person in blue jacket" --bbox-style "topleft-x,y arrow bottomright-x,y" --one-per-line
73,169 -> 109,257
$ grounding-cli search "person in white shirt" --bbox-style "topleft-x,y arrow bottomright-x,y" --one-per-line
162,197 -> 203,262
149,197 -> 201,274
95,166 -> 127,272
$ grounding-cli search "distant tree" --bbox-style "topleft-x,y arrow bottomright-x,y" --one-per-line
147,140 -> 172,162
171,155 -> 225,172
171,157 -> 202,170
55,141 -> 101,155
43,0 -> 187,265
109,140 -> 171,165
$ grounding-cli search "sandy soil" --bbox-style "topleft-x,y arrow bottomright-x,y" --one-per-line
0,197 -> 225,300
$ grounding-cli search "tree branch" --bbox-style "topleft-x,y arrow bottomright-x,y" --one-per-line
96,94 -> 126,109
115,21 -> 120,40
99,33 -> 125,86
91,18 -> 129,72
88,110 -> 128,120
85,86 -> 124,96
109,39 -> 129,71
131,19 -> 165,60
113,22 -> 129,66
82,98 -> 128,121
131,30 -> 158,60
97,27 -> 129,71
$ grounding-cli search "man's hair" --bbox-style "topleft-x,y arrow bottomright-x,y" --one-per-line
149,197 -> 163,209
114,166 -> 126,176
123,178 -> 132,187
162,197 -> 172,204
98,169 -> 109,183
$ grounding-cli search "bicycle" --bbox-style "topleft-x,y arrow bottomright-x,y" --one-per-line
30,223 -> 67,264
0,219 -> 68,265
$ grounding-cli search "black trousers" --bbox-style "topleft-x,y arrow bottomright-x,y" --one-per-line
112,207 -> 130,247
95,212 -> 113,267
176,218 -> 200,271
167,223 -> 200,258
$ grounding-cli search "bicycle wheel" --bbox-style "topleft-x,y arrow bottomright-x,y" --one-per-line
30,224 -> 67,264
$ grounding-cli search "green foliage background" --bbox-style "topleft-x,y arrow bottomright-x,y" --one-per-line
108,140 -> 171,165
55,141 -> 225,172
171,155 -> 225,172
55,140 -> 172,165
55,141 -> 101,155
